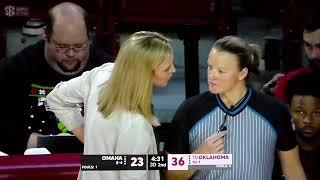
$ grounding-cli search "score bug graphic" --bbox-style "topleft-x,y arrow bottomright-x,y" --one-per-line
81,155 -> 146,170
81,154 -> 231,171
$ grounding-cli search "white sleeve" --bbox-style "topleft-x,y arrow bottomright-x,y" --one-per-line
46,70 -> 92,131
115,119 -> 153,180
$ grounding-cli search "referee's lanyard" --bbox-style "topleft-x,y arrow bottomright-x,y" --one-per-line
218,112 -> 228,133
218,93 -> 246,133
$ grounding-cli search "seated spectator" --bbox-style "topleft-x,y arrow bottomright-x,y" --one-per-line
262,14 -> 320,101
286,72 -> 320,180
0,2 -> 113,154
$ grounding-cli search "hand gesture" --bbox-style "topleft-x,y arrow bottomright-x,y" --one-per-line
262,73 -> 284,95
194,131 -> 226,154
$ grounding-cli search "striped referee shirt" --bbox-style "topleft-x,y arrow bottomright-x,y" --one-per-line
166,88 -> 296,180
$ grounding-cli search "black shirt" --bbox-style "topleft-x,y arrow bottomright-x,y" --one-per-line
0,40 -> 113,154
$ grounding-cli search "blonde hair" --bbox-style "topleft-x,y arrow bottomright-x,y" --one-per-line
98,31 -> 172,126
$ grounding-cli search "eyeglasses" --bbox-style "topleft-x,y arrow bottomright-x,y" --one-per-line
51,38 -> 89,53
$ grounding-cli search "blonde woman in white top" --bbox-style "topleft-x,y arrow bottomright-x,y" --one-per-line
47,31 -> 176,180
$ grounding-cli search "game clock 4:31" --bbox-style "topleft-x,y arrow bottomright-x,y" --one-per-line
148,154 -> 167,170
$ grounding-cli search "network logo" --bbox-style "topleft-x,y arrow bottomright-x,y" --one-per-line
3,5 -> 29,17
4,5 -> 16,17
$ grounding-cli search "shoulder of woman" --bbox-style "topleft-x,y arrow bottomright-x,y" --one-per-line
87,63 -> 115,86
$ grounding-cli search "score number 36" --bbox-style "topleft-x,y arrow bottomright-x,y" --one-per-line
168,154 -> 188,170
171,157 -> 185,166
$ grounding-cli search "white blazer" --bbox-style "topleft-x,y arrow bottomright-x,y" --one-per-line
47,63 -> 160,180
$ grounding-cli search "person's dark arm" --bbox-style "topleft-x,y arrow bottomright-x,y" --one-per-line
278,146 -> 306,180
262,73 -> 284,96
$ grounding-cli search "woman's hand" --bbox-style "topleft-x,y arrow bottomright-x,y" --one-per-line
193,131 -> 226,154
